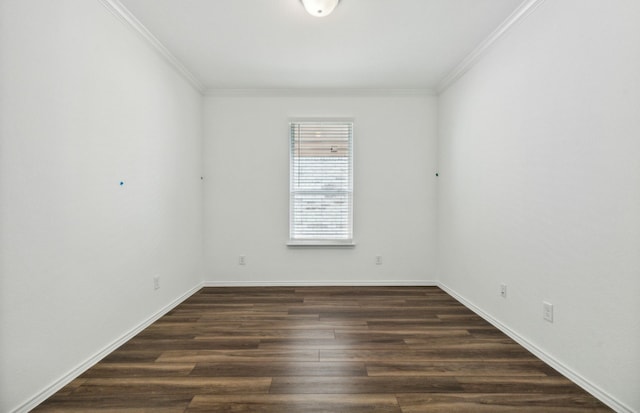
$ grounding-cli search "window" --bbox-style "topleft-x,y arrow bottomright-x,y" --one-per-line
289,120 -> 353,245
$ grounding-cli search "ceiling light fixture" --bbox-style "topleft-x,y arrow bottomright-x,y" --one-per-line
300,0 -> 340,17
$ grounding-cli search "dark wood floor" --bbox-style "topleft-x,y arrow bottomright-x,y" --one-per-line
34,286 -> 612,412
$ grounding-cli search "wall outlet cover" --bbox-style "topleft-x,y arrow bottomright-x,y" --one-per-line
543,301 -> 554,322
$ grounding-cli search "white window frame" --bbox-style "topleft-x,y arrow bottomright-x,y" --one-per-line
287,119 -> 354,247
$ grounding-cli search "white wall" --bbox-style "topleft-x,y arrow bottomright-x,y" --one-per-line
437,1 -> 640,411
0,1 -> 204,411
4,0 -> 638,411
204,94 -> 437,284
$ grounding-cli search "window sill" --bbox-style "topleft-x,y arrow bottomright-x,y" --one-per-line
287,240 -> 356,248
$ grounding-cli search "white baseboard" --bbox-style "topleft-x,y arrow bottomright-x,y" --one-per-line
202,280 -> 439,287
15,280 -> 632,413
12,282 -> 204,413
438,282 -> 634,413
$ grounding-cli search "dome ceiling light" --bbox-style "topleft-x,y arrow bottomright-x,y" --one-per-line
300,0 -> 340,17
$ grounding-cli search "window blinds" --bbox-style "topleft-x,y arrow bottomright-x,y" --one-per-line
290,121 -> 353,243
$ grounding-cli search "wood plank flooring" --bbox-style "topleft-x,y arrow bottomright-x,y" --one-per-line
34,287 -> 612,412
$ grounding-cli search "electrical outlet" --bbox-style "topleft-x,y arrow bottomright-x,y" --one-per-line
153,275 -> 160,290
375,255 -> 383,265
543,301 -> 554,322
239,255 -> 246,265
500,284 -> 507,298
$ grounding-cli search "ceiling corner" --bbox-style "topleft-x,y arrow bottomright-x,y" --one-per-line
436,0 -> 547,94
96,0 -> 206,94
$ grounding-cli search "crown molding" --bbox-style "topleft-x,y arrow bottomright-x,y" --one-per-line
97,0 -> 545,98
97,0 -> 205,94
436,0 -> 546,94
204,88 -> 436,97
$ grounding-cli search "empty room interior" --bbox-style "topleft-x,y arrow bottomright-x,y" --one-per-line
1,0 -> 639,412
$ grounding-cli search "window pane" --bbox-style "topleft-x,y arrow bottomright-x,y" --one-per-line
290,121 -> 353,242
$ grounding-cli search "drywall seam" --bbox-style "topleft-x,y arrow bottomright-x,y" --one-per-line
11,282 -> 204,413
438,282 -> 634,413
436,0 -> 547,94
96,0 -> 205,94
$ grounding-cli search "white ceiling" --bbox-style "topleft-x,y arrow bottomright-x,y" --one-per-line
118,0 -> 525,91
